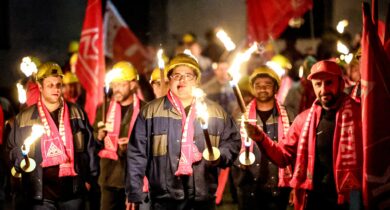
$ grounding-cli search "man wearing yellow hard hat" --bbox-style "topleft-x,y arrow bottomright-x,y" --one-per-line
126,53 -> 241,210
8,62 -> 98,209
149,67 -> 169,98
62,71 -> 85,107
93,61 -> 147,210
231,66 -> 296,210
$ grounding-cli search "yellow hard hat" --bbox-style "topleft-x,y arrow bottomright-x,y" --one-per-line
150,67 -> 168,83
182,33 -> 196,44
249,66 -> 281,87
271,54 -> 292,70
36,62 -> 64,81
68,41 -> 79,53
238,76 -> 251,94
63,72 -> 79,84
110,61 -> 138,83
70,53 -> 78,66
166,53 -> 201,82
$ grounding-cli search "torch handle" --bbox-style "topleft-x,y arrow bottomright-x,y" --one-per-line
23,155 -> 30,169
202,128 -> 214,156
245,145 -> 250,160
232,85 -> 246,114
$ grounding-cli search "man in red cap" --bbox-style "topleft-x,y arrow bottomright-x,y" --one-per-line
245,60 -> 363,210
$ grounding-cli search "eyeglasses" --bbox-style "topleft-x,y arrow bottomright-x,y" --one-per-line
170,73 -> 196,81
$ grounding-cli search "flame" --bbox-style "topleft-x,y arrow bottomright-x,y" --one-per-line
16,83 -> 26,104
105,68 -> 120,93
240,115 -> 251,146
337,41 -> 349,55
20,57 -> 38,77
265,61 -> 286,78
298,66 -> 304,78
193,88 -> 209,129
22,125 -> 45,154
336,19 -> 349,33
344,53 -> 354,64
157,48 -> 165,69
228,43 -> 258,85
216,29 -> 236,51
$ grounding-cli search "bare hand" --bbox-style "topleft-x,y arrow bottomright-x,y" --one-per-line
97,128 -> 107,141
126,199 -> 138,210
289,189 -> 295,206
244,122 -> 265,142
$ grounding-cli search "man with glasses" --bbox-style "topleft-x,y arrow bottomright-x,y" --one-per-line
126,53 -> 241,210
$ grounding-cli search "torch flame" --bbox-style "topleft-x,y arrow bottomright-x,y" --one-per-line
20,57 -> 38,77
16,83 -> 27,104
336,20 -> 349,34
337,41 -> 350,55
298,66 -> 304,78
105,68 -> 121,93
216,29 -> 236,52
193,88 -> 209,129
228,43 -> 258,85
157,49 -> 165,69
22,125 -> 45,155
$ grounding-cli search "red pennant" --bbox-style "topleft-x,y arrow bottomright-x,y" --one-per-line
361,3 -> 390,208
247,0 -> 313,42
75,0 -> 105,124
104,1 -> 150,73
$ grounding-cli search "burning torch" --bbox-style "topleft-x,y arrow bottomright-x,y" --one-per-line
227,43 -> 258,165
157,48 -> 168,94
193,88 -> 220,162
11,125 -> 45,177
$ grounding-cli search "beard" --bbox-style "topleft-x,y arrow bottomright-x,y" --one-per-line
255,92 -> 274,103
319,92 -> 339,108
113,87 -> 136,103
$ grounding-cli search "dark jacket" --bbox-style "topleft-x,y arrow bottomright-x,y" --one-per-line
93,100 -> 146,189
126,96 -> 241,203
231,104 -> 295,197
7,102 -> 98,200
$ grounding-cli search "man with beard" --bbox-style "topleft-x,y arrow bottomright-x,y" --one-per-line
126,53 -> 241,210
231,66 -> 295,210
245,60 -> 363,210
8,62 -> 98,209
94,61 -> 146,210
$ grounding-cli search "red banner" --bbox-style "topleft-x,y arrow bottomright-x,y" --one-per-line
104,1 -> 149,72
361,3 -> 390,209
75,0 -> 105,124
247,0 -> 313,43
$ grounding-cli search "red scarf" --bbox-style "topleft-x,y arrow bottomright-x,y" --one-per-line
98,94 -> 140,160
167,90 -> 202,176
0,104 -> 3,145
242,99 -> 293,186
290,96 -> 362,204
350,81 -> 361,103
38,97 -> 77,177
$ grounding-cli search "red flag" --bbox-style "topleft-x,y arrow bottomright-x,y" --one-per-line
104,1 -> 149,72
247,0 -> 313,42
361,3 -> 390,209
75,0 -> 105,124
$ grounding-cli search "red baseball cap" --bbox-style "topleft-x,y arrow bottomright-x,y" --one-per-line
307,60 -> 343,80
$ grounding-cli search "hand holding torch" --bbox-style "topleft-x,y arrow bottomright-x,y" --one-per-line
11,125 -> 45,177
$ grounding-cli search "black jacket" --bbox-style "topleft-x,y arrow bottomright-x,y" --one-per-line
7,102 -> 98,200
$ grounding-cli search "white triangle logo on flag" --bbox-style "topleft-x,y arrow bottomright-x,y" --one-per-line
179,152 -> 188,164
47,143 -> 63,157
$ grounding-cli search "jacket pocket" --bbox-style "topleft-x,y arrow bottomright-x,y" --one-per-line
152,134 -> 167,156
73,131 -> 84,152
